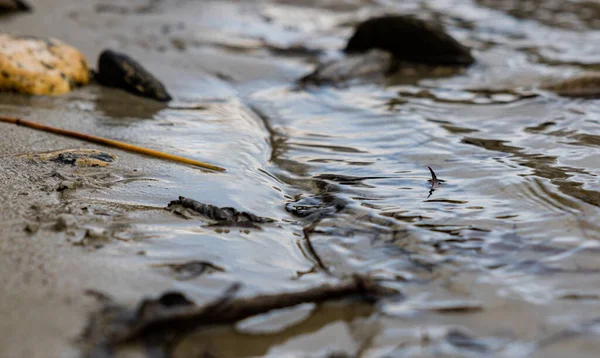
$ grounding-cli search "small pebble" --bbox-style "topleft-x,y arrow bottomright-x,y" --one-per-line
96,49 -> 172,102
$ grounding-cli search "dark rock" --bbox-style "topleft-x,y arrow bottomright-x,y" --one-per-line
344,15 -> 475,66
0,0 -> 31,13
96,49 -> 172,102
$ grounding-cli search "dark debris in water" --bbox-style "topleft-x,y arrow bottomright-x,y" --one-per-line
299,49 -> 395,86
427,166 -> 444,186
95,0 -> 163,15
314,173 -> 390,187
345,15 -> 475,66
301,221 -> 332,276
445,329 -> 489,353
96,49 -> 172,102
79,276 -> 398,358
285,194 -> 346,220
153,261 -> 225,281
168,196 -> 274,228
427,166 -> 444,198
424,300 -> 483,314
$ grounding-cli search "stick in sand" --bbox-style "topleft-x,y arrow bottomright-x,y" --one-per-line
0,116 -> 226,172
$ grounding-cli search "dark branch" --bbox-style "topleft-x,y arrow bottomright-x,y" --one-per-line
81,276 -> 398,357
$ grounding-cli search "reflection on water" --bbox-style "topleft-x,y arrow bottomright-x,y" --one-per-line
246,1 -> 600,356
6,0 -> 600,356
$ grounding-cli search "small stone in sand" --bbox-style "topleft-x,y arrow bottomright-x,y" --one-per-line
96,49 -> 172,102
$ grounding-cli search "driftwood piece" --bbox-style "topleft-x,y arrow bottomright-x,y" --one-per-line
168,196 -> 274,227
81,276 -> 398,357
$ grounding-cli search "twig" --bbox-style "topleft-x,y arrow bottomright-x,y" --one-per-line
427,166 -> 439,185
0,115 -> 226,172
427,166 -> 444,198
302,220 -> 332,275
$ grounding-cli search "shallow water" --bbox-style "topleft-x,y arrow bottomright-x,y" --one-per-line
4,0 -> 600,356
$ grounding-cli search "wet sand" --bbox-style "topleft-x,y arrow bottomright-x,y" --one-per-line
0,1 -> 268,357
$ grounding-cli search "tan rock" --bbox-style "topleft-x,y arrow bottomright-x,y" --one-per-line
0,34 -> 90,95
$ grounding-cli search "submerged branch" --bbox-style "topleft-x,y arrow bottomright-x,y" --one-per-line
81,276 -> 398,356
302,220 -> 332,275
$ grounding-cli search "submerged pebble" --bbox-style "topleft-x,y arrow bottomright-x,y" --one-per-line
22,149 -> 116,167
96,49 -> 172,102
0,34 -> 90,95
300,50 -> 394,85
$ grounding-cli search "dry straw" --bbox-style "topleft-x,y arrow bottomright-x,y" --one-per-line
0,115 -> 226,172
